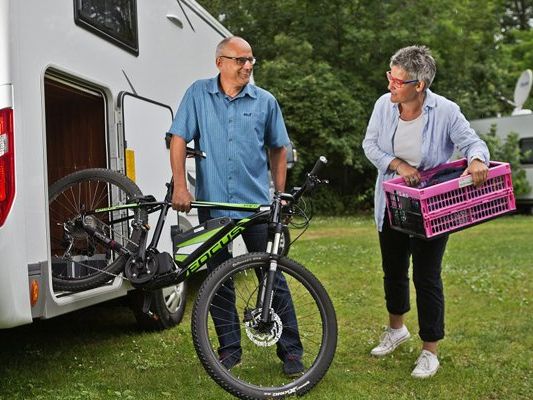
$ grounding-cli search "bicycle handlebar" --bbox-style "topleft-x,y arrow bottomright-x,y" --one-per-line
290,156 -> 328,203
309,156 -> 328,177
166,155 -> 327,211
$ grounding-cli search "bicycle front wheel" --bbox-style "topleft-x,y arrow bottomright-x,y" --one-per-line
48,168 -> 148,292
192,252 -> 337,399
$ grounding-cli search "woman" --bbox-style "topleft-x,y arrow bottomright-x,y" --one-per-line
362,45 -> 489,378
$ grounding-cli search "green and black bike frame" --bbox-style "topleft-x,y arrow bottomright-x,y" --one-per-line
81,155 -> 326,325
144,200 -> 289,327
80,181 -> 285,290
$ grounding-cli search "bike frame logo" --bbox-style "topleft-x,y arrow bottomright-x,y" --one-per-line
186,224 -> 246,276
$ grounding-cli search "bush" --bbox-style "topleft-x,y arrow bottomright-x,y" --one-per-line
480,126 -> 531,197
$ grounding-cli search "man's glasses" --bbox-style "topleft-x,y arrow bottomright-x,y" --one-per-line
386,71 -> 418,87
219,55 -> 256,66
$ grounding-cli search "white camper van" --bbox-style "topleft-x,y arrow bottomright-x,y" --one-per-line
469,70 -> 533,211
0,0 -> 231,329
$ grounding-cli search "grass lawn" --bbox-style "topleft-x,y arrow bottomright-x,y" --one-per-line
0,214 -> 531,399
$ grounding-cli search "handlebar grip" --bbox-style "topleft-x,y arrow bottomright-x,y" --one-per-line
309,156 -> 328,176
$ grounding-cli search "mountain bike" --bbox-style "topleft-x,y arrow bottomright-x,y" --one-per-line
47,153 -> 337,399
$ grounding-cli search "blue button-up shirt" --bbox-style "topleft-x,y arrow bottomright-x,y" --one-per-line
362,89 -> 490,231
168,76 -> 290,218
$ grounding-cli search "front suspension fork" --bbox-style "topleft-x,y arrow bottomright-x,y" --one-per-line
259,258 -> 279,323
258,220 -> 285,323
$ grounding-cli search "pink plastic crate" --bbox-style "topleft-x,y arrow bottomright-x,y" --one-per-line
383,159 -> 516,239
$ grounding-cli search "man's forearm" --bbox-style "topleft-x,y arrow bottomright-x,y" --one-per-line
269,146 -> 288,192
170,135 -> 188,188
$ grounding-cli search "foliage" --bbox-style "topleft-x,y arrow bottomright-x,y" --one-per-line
258,35 -> 367,191
480,126 -> 532,196
200,0 -> 532,212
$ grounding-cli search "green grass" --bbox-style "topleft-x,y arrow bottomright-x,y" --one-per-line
1,215 -> 532,399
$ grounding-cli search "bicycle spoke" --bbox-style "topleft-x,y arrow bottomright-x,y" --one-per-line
48,170 -> 147,292
194,255 -> 335,395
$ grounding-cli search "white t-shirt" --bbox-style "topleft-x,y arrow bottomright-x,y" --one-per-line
393,113 -> 424,167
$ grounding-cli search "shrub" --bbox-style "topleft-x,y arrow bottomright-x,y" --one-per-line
480,126 -> 531,197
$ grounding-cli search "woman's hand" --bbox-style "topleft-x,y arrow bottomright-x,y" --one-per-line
461,159 -> 489,187
396,161 -> 421,187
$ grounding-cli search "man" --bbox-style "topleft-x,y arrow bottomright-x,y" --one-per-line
168,36 -> 303,376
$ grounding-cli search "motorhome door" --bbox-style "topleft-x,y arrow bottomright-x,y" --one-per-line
119,93 -> 177,255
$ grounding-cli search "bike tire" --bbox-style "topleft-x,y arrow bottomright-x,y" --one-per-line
48,168 -> 148,292
191,252 -> 337,399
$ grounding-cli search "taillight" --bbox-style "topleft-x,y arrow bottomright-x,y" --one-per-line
0,107 -> 15,227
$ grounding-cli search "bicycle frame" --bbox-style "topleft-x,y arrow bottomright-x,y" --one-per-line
82,185 -> 282,291
77,155 -> 327,325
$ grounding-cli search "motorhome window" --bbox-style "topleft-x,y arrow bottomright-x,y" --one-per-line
519,138 -> 533,164
74,0 -> 138,55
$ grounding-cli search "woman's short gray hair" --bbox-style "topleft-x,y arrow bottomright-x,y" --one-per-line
390,45 -> 436,89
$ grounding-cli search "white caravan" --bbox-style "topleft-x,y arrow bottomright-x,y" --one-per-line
0,0 -> 231,329
469,70 -> 533,211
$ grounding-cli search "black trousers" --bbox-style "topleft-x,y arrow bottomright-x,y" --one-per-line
378,212 -> 449,342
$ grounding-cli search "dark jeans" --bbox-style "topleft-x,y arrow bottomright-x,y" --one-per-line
198,209 -> 303,362
378,211 -> 449,342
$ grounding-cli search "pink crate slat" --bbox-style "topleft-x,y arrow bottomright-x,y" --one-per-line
425,191 -> 515,236
424,174 -> 509,214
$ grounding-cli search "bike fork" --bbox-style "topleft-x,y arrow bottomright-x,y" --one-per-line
259,258 -> 278,322
259,224 -> 284,323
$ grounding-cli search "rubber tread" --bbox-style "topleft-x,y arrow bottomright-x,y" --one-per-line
191,252 -> 337,399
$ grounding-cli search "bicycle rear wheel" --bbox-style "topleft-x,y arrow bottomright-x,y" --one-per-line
48,168 -> 148,292
192,252 -> 337,399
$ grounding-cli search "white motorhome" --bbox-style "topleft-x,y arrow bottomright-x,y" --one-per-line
0,0 -> 231,329
469,70 -> 533,211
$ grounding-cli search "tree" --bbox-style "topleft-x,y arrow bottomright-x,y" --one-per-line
200,0 -> 529,212
498,0 -> 533,111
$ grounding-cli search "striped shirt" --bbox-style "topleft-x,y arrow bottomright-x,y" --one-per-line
168,76 -> 290,218
362,89 -> 490,231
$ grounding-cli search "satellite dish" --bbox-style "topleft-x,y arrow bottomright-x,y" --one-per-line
512,69 -> 532,115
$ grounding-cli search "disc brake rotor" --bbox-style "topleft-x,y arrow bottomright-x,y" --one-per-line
244,308 -> 283,347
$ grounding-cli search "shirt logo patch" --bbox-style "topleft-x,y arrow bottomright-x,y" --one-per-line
243,112 -> 252,116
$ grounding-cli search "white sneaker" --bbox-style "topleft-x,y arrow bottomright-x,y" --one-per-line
370,325 -> 411,357
411,350 -> 440,378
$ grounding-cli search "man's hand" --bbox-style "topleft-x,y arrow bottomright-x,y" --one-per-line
461,159 -> 489,187
171,184 -> 193,212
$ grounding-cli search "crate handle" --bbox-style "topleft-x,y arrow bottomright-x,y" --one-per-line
458,176 -> 473,188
